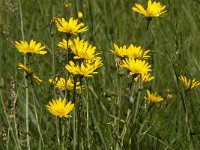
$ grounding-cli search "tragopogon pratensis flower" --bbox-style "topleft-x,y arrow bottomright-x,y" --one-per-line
58,39 -> 72,50
68,37 -> 100,60
65,59 -> 103,77
55,17 -> 88,35
179,75 -> 200,91
145,90 -> 163,104
127,44 -> 150,59
120,58 -> 151,76
110,43 -> 127,58
134,73 -> 154,82
15,40 -> 47,55
132,0 -> 167,18
49,77 -> 81,91
18,63 -> 42,84
46,98 -> 74,118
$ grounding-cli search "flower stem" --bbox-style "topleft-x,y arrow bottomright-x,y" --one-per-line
181,91 -> 194,149
18,0 -> 30,149
72,110 -> 76,150
31,87 -> 44,145
25,58 -> 30,150
65,35 -> 70,102
72,76 -> 77,150
59,118 -> 65,150
86,78 -> 90,149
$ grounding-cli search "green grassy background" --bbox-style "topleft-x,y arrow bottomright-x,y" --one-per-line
1,0 -> 200,149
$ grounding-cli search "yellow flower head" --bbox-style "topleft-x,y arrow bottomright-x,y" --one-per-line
127,44 -> 150,59
49,77 -> 81,91
58,39 -> 71,50
46,98 -> 74,118
134,73 -> 154,82
179,75 -> 200,91
110,43 -> 127,58
120,58 -> 151,76
15,40 -> 47,55
132,0 -> 167,18
18,63 -> 42,84
65,59 -> 103,77
68,37 -> 100,60
78,12 -> 83,19
55,17 -> 88,35
145,90 -> 163,104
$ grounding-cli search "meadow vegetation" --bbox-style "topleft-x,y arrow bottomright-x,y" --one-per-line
0,0 -> 200,149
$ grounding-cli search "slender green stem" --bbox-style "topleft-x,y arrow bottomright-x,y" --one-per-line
72,76 -> 77,150
181,91 -> 194,149
115,73 -> 122,149
132,76 -> 143,124
25,58 -> 30,150
59,118 -> 65,150
73,76 -> 77,103
86,78 -> 90,149
18,0 -> 30,149
31,87 -> 44,145
146,18 -> 152,30
65,35 -> 70,101
72,109 -> 76,150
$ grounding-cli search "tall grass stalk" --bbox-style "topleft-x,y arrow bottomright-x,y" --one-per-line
31,87 -> 44,145
18,0 -> 30,149
181,91 -> 194,150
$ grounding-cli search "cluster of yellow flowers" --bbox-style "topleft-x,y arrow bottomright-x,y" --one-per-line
111,42 -> 162,103
111,43 -> 154,82
15,0 -> 200,117
15,15 -> 103,118
47,17 -> 102,117
131,0 -> 200,102
110,0 -> 165,101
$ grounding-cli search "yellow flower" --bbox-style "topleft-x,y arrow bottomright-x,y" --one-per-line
127,44 -> 150,59
69,37 -> 100,60
17,63 -> 42,84
65,59 -> 103,77
132,0 -> 167,18
134,73 -> 154,82
57,39 -> 72,50
55,17 -> 88,35
145,90 -> 163,104
110,43 -> 127,58
15,40 -> 47,55
46,98 -> 74,118
120,58 -> 151,76
78,12 -> 83,19
49,77 -> 81,91
179,75 -> 200,90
